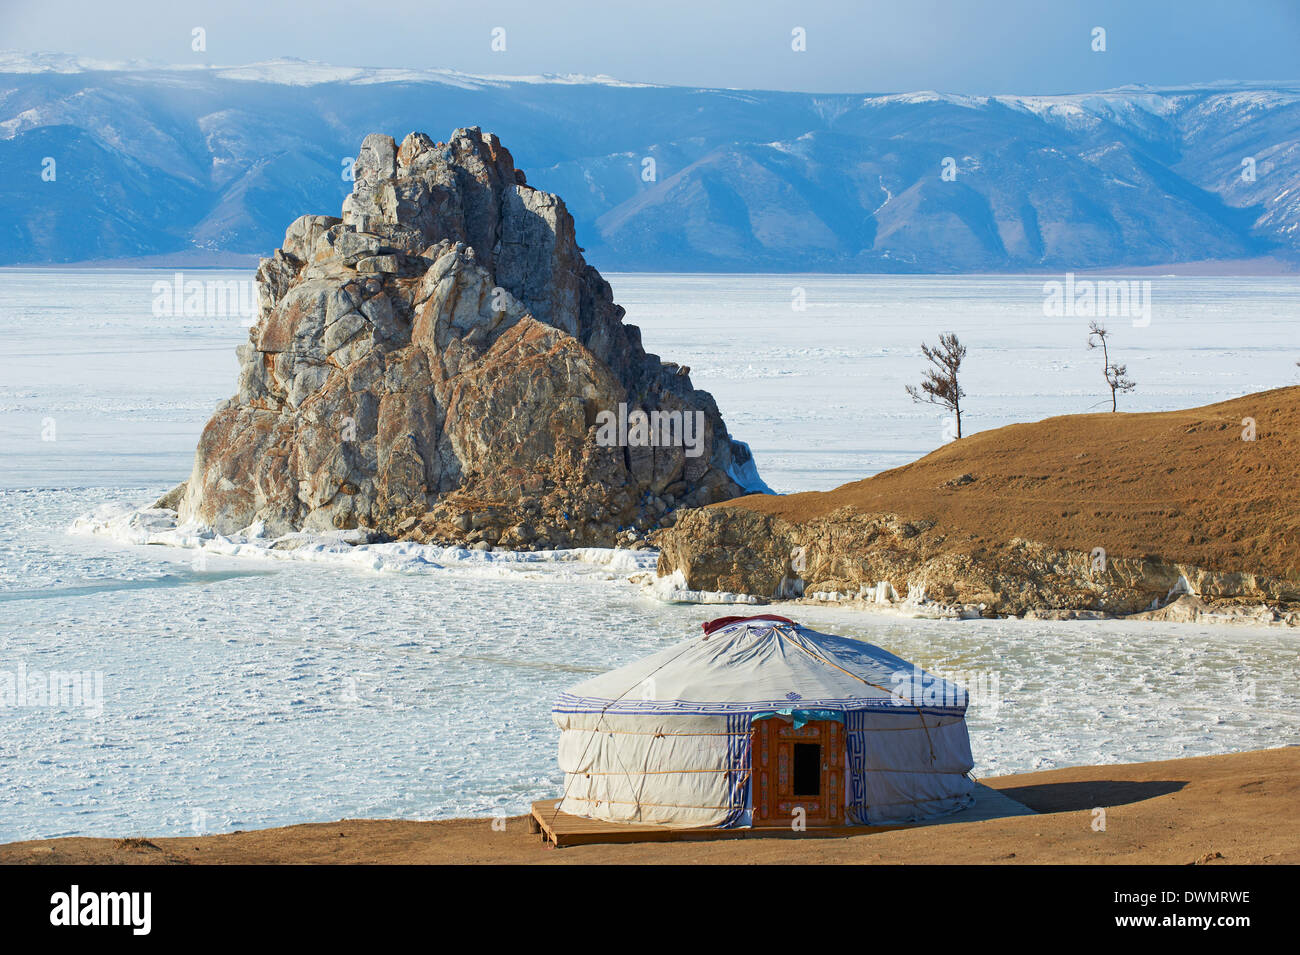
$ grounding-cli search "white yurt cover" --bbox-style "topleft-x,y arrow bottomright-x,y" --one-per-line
553,615 -> 975,828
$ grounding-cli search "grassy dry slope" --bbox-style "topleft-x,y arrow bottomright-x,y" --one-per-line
729,387 -> 1300,580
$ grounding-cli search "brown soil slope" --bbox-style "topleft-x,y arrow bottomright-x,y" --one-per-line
735,387 -> 1299,579
3,748 -> 1295,864
654,387 -> 1299,614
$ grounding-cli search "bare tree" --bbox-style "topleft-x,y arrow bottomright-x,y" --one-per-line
906,332 -> 966,438
1088,321 -> 1135,412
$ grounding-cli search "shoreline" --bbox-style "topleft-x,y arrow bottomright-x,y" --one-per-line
67,498 -> 1296,629
65,498 -> 1298,630
655,591 -> 1300,629
656,389 -> 1300,623
780,591 -> 1297,628
646,571 -> 1300,628
4,747 -> 1295,864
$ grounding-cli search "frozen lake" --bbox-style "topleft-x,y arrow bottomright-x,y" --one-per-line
4,269 -> 1298,493
0,269 -> 1296,841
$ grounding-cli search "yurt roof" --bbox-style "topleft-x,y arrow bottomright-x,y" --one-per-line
554,615 -> 968,717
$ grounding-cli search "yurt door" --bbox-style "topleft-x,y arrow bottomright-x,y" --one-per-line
750,718 -> 844,827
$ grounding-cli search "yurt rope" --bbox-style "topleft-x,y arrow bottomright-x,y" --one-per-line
548,639 -> 704,829
783,630 -> 940,763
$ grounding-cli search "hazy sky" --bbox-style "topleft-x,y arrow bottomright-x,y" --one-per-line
3,0 -> 1298,94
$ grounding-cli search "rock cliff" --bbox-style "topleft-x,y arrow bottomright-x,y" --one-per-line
176,128 -> 762,547
654,388 -> 1300,622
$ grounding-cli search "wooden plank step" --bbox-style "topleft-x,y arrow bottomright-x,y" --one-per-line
529,799 -> 902,849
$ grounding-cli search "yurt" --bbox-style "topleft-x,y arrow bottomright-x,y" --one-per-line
552,614 -> 975,829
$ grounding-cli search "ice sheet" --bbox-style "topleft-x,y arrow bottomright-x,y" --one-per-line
1,270 -> 1297,841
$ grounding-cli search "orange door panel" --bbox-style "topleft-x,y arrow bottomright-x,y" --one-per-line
751,718 -> 843,827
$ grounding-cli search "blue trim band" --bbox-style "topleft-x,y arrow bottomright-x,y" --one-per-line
553,695 -> 967,718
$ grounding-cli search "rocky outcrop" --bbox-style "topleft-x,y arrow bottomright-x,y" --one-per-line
654,505 -> 1300,620
654,387 -> 1300,622
177,128 -> 760,547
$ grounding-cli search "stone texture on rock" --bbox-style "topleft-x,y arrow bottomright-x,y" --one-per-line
178,127 -> 754,546
654,506 -> 1300,620
654,385 -> 1300,621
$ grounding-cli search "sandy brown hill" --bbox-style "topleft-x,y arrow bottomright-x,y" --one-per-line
739,387 -> 1299,576
657,387 -> 1300,616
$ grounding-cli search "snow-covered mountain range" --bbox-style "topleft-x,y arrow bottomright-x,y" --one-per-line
2,54 -> 1298,271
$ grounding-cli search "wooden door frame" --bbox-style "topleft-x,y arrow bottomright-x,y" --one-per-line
750,717 -> 845,827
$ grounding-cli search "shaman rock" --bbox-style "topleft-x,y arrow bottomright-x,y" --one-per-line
178,127 -> 764,546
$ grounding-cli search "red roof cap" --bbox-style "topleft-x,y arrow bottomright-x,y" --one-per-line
701,614 -> 798,636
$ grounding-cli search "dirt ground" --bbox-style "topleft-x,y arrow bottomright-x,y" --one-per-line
3,747 -> 1295,865
724,386 -> 1300,581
